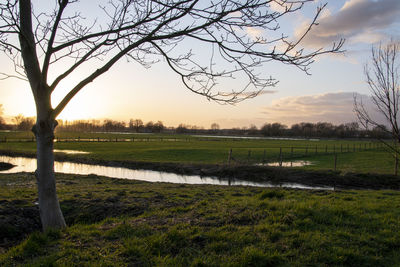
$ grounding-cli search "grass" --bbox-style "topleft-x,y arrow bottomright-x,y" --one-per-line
1,172 -> 400,266
0,131 -> 393,174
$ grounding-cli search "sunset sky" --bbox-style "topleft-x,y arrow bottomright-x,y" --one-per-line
1,0 -> 399,128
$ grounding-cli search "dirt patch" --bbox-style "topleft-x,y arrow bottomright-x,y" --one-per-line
0,200 -> 40,250
0,196 -> 148,251
61,198 -> 146,225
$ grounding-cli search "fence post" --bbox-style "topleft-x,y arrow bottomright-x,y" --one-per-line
325,145 -> 328,153
228,149 -> 232,166
333,145 -> 335,154
247,150 -> 251,163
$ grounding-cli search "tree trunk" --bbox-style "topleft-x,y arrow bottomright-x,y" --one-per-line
33,119 -> 66,230
18,0 -> 66,230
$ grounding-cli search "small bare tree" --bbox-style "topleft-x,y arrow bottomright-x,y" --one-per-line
0,0 -> 343,230
354,42 -> 400,156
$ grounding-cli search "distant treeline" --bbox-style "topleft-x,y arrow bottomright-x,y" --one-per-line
0,112 -> 390,139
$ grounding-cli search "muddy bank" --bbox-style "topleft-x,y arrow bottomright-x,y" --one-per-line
1,150 -> 400,190
0,162 -> 14,171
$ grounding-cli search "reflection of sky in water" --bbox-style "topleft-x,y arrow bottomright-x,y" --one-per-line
194,135 -> 320,141
53,149 -> 89,154
261,161 -> 313,167
0,156 -> 332,190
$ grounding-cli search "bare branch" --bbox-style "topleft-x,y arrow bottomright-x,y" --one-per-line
41,0 -> 69,83
354,41 -> 400,155
2,0 -> 344,117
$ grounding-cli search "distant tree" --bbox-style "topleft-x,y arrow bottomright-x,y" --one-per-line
12,114 -> 35,131
247,124 -> 258,135
18,117 -> 35,131
103,119 -> 126,132
211,123 -> 220,131
261,122 -> 287,136
176,124 -> 189,134
12,114 -> 24,126
144,121 -> 154,132
343,122 -> 359,138
315,122 -> 334,137
153,121 -> 164,133
370,125 -> 391,139
354,42 -> 400,154
129,119 -> 144,132
0,0 -> 343,230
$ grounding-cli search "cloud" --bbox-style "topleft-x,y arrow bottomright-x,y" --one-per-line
218,89 -> 277,98
245,27 -> 263,40
260,92 -> 385,125
269,0 -> 306,13
295,0 -> 400,47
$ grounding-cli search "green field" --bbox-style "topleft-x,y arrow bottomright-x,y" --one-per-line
1,173 -> 400,266
0,131 -> 393,174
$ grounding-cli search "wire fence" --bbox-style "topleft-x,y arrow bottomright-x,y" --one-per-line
1,137 -> 394,174
225,142 -> 399,175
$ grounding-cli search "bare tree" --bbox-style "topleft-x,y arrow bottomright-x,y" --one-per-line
354,41 -> 400,154
211,123 -> 220,131
129,118 -> 144,132
0,0 -> 343,230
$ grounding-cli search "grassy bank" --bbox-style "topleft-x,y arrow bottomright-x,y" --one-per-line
0,131 -> 394,174
1,172 -> 400,266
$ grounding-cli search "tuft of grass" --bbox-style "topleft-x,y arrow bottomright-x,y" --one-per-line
259,190 -> 285,200
0,229 -> 61,265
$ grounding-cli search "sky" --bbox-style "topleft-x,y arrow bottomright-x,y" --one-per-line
1,0 -> 400,129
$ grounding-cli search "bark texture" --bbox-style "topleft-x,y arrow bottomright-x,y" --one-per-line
19,0 -> 66,230
33,120 -> 66,230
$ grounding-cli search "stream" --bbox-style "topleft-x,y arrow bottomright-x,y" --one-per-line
0,155 -> 332,190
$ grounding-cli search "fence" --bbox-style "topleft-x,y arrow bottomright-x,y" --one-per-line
1,137 -> 394,174
225,142 -> 398,174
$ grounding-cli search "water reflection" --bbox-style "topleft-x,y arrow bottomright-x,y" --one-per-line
268,160 -> 313,167
54,149 -> 89,154
194,135 -> 320,141
0,156 -> 332,190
